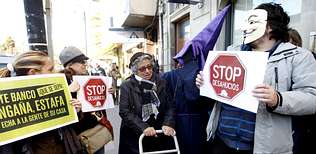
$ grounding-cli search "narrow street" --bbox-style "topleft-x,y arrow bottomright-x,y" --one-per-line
104,105 -> 121,154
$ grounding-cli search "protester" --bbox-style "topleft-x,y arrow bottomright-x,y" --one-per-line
288,28 -> 316,154
108,63 -> 121,104
196,3 -> 316,154
59,46 -> 113,154
162,52 -> 212,154
0,51 -> 84,154
118,52 -> 175,154
162,5 -> 229,154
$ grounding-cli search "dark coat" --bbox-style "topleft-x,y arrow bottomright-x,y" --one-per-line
118,74 -> 175,154
162,60 -> 213,154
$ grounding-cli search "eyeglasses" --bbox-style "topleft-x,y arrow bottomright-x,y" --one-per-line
138,65 -> 153,72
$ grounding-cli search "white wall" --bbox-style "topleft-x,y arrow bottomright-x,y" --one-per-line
129,0 -> 157,15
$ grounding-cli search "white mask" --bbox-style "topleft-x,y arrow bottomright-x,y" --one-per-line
241,9 -> 267,44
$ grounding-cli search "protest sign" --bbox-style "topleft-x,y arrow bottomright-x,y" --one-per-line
200,51 -> 268,113
73,76 -> 114,112
0,74 -> 78,145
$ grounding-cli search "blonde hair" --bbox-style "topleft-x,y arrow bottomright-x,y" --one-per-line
0,51 -> 49,77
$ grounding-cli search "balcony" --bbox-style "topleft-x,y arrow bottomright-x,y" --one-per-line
121,0 -> 157,28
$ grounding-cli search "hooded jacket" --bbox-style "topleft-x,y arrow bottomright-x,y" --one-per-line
207,42 -> 316,154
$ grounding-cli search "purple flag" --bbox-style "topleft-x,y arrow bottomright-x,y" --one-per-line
174,4 -> 231,68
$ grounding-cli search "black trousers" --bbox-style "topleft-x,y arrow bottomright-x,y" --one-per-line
207,136 -> 253,154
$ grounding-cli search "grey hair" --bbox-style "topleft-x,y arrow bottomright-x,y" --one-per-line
131,55 -> 154,74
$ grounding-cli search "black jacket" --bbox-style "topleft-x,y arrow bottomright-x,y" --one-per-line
118,74 -> 175,154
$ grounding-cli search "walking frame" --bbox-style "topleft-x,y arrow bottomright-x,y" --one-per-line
138,130 -> 180,154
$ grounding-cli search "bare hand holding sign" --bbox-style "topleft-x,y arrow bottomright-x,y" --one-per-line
200,51 -> 268,113
73,76 -> 114,112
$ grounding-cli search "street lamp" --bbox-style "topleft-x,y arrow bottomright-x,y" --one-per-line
83,11 -> 88,56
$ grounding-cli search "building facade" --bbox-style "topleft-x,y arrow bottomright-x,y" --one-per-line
159,0 -> 316,72
159,0 -> 223,72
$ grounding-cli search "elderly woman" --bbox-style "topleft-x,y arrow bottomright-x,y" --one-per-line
118,52 -> 175,154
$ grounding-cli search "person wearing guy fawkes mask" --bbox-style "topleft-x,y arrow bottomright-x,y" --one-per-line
195,3 -> 316,154
118,52 -> 175,154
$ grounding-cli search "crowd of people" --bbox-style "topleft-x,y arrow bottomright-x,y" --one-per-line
0,2 -> 316,154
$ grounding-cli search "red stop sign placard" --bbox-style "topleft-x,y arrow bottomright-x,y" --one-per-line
83,78 -> 107,107
209,54 -> 246,100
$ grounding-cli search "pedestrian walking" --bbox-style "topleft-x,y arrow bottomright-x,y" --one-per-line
108,63 -> 121,104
